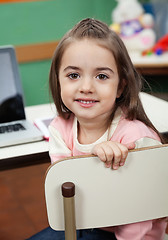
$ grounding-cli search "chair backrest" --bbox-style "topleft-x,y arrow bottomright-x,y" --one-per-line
45,144 -> 168,231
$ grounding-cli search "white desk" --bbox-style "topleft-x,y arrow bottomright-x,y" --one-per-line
130,52 -> 168,75
0,93 -> 168,170
140,92 -> 168,133
130,52 -> 168,67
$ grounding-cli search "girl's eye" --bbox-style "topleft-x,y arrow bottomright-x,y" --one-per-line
96,74 -> 108,80
68,73 -> 79,80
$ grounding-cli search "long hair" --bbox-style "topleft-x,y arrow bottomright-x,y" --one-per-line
49,18 -> 164,142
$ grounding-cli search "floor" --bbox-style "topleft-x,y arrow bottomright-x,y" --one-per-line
0,162 -> 50,240
0,162 -> 168,240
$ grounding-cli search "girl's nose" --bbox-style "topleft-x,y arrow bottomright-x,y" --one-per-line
79,77 -> 93,93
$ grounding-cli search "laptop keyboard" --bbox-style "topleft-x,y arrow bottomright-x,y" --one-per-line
0,123 -> 26,134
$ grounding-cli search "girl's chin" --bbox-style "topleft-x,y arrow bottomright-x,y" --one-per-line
76,113 -> 109,122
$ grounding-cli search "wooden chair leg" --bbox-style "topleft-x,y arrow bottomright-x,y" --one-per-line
62,182 -> 77,240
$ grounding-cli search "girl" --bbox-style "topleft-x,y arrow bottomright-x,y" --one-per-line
28,18 -> 167,239
48,18 -> 166,240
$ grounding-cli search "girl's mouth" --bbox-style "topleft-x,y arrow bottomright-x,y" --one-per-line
75,99 -> 98,108
78,100 -> 97,104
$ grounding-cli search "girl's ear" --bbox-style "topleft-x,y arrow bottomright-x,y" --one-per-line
117,78 -> 126,98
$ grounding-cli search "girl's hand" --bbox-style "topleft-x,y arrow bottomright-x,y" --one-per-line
91,141 -> 135,170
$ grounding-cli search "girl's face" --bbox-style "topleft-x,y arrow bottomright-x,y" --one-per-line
59,39 -> 122,124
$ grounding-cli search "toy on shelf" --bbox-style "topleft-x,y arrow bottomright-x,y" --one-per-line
110,0 -> 156,52
142,34 -> 168,56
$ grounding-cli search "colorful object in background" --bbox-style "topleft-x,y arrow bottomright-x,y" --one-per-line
142,34 -> 168,56
110,0 -> 156,52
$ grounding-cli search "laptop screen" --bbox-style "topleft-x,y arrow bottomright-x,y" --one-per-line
0,46 -> 25,124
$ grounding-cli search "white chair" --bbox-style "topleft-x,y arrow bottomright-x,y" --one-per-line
45,144 -> 168,240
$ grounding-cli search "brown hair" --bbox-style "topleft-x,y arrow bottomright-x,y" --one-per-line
49,18 -> 164,142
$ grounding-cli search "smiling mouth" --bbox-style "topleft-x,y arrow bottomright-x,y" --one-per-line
77,100 -> 98,104
75,99 -> 98,107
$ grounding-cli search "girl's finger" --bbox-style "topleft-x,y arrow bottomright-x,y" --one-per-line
102,144 -> 114,163
92,145 -> 107,163
111,144 -> 122,170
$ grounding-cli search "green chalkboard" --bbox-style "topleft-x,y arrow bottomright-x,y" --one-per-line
19,60 -> 51,106
0,0 -> 116,46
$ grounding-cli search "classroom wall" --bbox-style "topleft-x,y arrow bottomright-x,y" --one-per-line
0,0 -> 117,106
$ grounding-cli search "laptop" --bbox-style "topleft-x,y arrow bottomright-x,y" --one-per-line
0,45 -> 43,148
